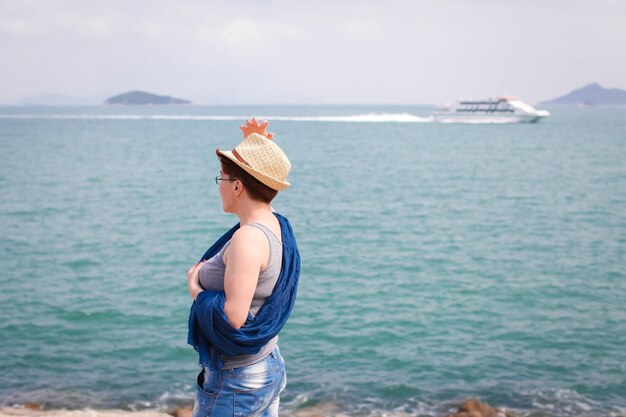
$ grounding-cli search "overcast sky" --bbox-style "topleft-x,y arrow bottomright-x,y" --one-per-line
1,0 -> 625,105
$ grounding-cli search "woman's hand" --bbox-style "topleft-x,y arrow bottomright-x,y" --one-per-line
240,117 -> 274,139
187,261 -> 205,300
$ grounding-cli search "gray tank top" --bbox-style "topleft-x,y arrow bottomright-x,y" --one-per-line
198,222 -> 283,368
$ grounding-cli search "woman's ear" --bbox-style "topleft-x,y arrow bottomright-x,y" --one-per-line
233,180 -> 243,196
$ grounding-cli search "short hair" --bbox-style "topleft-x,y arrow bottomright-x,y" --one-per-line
218,154 -> 278,204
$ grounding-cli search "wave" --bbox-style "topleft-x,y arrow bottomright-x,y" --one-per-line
0,113 -> 432,123
4,387 -> 622,417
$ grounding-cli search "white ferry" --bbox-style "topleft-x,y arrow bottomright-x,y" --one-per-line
433,96 -> 549,123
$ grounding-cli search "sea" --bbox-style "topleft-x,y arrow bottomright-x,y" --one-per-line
0,105 -> 624,417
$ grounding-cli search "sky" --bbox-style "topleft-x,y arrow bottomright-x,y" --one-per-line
1,0 -> 625,105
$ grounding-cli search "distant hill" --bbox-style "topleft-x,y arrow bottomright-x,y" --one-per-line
539,83 -> 626,106
104,91 -> 191,105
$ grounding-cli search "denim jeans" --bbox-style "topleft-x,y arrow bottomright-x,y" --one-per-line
192,346 -> 287,417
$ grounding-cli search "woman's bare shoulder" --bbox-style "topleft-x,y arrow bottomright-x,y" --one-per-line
223,225 -> 270,266
235,224 -> 270,242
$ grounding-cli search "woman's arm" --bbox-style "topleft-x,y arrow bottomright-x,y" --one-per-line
222,226 -> 269,329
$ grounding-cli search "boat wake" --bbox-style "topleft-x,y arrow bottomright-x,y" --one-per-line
269,113 -> 432,123
0,112 -> 541,124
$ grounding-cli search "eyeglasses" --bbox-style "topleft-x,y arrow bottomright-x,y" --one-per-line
215,176 -> 242,185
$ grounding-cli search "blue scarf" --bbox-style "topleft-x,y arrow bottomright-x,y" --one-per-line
187,212 -> 300,367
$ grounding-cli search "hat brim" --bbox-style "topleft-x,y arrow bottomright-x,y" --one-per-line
216,149 -> 290,191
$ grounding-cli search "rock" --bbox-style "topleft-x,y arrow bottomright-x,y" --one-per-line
22,405 -> 41,411
172,406 -> 191,417
445,399 -> 499,417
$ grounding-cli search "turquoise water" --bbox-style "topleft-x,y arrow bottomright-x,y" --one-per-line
0,106 -> 625,417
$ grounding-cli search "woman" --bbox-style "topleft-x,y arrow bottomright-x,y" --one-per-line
186,118 -> 300,417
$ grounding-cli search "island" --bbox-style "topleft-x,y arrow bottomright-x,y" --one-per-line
539,83 -> 626,106
104,91 -> 191,105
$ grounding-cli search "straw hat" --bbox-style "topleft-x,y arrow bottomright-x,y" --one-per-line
216,133 -> 291,191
